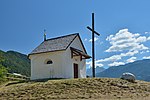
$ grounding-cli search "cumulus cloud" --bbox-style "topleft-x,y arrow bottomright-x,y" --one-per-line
145,32 -> 150,34
136,36 -> 147,43
140,51 -> 144,54
122,50 -> 139,56
126,57 -> 136,63
145,32 -> 148,34
89,37 -> 99,42
106,29 -> 149,52
95,63 -> 104,67
95,50 -> 138,67
140,50 -> 150,54
147,37 -> 150,40
86,60 -> 103,68
108,62 -> 125,67
95,50 -> 138,63
95,55 -> 122,62
143,56 -> 150,59
84,38 -> 87,41
87,29 -> 150,68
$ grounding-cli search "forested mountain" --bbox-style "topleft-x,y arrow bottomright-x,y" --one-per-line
96,59 -> 150,81
0,50 -> 30,76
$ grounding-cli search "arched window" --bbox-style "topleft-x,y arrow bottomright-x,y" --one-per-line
47,60 -> 53,64
45,59 -> 53,64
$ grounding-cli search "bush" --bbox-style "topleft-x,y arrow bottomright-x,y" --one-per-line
0,64 -> 8,78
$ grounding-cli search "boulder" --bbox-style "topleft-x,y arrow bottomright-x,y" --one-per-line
120,72 -> 136,82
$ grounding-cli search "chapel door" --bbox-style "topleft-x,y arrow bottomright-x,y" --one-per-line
74,63 -> 78,78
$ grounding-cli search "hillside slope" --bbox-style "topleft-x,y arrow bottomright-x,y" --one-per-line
0,78 -> 150,99
96,59 -> 150,81
0,50 -> 30,76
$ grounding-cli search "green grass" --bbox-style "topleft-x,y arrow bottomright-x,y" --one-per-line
0,78 -> 150,99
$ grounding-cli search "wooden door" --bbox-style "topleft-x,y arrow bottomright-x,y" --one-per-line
74,64 -> 78,78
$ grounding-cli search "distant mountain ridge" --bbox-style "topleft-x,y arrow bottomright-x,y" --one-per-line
0,50 -> 30,76
96,59 -> 150,81
86,66 -> 105,76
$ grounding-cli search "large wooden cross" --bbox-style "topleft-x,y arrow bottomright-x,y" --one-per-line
87,13 -> 100,77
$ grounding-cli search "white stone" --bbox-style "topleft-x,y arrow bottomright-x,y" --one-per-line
120,72 -> 136,82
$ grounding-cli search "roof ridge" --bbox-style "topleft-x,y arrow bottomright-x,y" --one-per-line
46,33 -> 79,41
29,33 -> 80,55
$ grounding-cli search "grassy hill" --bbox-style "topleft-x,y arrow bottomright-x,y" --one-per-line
96,59 -> 150,82
0,78 -> 150,100
0,50 -> 30,76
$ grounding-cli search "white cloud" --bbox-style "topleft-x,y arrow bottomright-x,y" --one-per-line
126,57 -> 136,63
96,50 -> 138,63
95,63 -> 104,67
136,36 -> 147,43
123,50 -> 139,56
147,37 -> 150,40
96,55 -> 122,62
87,29 -> 150,68
145,32 -> 148,34
145,32 -> 150,34
134,33 -> 141,37
140,50 -> 150,54
108,62 -> 125,67
86,60 -> 103,68
143,56 -> 150,59
106,29 -> 149,52
86,61 -> 91,65
89,37 -> 99,42
84,38 -> 87,41
140,51 -> 144,54
106,35 -> 113,41
86,61 -> 92,68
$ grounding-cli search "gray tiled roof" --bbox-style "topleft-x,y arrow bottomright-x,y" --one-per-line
29,33 -> 78,55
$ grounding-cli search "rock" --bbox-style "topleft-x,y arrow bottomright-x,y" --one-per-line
120,72 -> 136,82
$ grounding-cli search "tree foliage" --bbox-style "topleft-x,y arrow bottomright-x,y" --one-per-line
0,50 -> 30,77
0,64 -> 7,78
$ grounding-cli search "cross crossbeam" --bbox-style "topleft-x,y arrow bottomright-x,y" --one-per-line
87,13 -> 100,77
87,26 -> 100,36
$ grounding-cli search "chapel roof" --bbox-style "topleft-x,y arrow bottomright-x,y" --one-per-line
29,33 -> 87,55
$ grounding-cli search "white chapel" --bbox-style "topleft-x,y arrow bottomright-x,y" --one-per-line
28,33 -> 91,80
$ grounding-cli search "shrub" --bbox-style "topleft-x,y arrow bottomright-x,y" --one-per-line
0,64 -> 8,78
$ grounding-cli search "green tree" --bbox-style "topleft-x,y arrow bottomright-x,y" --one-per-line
0,64 -> 7,78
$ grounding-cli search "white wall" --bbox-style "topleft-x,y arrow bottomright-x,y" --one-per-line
63,36 -> 86,78
30,51 -> 65,80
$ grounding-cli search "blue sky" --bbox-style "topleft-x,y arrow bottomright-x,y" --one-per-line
0,0 -> 150,68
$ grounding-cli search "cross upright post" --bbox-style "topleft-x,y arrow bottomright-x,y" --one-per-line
44,29 -> 47,41
87,13 -> 100,77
